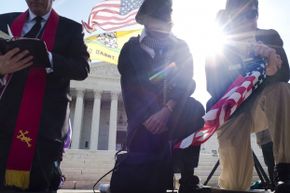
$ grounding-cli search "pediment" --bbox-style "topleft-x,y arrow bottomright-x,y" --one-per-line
89,62 -> 120,79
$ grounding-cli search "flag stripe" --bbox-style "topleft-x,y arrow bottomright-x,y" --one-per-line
175,58 -> 267,149
91,1 -> 120,11
90,10 -> 137,21
92,9 -> 120,16
92,18 -> 136,27
92,6 -> 120,13
95,20 -> 137,32
84,0 -> 142,33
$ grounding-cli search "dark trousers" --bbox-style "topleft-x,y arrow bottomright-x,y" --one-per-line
170,97 -> 205,187
173,146 -> 201,177
0,137 -> 63,192
169,97 -> 205,141
261,142 -> 275,184
123,97 -> 205,191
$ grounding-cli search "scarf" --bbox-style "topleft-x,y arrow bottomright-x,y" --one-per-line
141,32 -> 172,52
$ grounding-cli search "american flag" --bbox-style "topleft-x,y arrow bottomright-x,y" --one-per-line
175,58 -> 267,149
82,0 -> 143,33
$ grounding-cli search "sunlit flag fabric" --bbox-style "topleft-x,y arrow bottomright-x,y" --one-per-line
82,0 -> 143,33
175,58 -> 267,149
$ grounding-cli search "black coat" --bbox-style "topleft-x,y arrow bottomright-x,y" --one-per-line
118,36 -> 201,153
205,29 -> 290,111
0,12 -> 89,190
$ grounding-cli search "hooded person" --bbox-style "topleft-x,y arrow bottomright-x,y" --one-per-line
116,0 -> 205,192
205,0 -> 290,192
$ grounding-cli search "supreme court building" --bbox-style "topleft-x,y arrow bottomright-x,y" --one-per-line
61,62 -> 265,189
69,62 -> 127,151
68,62 -> 220,153
68,62 -> 263,154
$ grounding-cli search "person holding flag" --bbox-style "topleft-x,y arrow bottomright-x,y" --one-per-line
205,0 -> 290,192
117,0 -> 205,192
0,0 -> 90,192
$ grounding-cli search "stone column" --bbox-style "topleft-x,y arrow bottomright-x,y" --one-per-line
90,90 -> 102,150
71,89 -> 85,149
108,92 -> 118,150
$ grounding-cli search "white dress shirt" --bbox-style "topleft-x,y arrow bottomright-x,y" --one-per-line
21,9 -> 51,37
22,9 -> 54,73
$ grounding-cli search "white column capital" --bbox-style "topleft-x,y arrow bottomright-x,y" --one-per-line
93,90 -> 102,99
75,89 -> 85,97
111,92 -> 119,100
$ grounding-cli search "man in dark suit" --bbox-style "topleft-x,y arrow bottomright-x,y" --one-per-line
0,0 -> 90,192
205,0 -> 290,192
117,0 -> 205,193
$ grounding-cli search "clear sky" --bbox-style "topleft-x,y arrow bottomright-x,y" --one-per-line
1,0 -> 289,106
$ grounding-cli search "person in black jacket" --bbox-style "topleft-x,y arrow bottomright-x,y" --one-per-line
118,0 -> 205,192
0,0 -> 90,192
205,0 -> 290,192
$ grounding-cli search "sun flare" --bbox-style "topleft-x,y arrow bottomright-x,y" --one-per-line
172,0 -> 227,106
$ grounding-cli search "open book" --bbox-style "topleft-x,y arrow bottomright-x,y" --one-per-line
0,31 -> 50,67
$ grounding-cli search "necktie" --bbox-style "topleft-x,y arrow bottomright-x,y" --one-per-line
24,16 -> 43,38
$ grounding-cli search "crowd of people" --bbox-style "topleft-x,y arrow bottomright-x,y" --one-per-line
0,0 -> 289,193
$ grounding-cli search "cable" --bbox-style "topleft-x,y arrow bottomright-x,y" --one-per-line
92,149 -> 123,193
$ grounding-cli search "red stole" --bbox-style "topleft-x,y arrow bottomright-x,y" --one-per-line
5,10 -> 59,190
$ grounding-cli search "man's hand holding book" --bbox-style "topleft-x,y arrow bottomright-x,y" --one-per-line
0,30 -> 50,76
0,47 -> 33,75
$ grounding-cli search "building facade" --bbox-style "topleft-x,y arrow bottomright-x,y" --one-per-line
69,62 -> 127,151
68,61 -> 263,156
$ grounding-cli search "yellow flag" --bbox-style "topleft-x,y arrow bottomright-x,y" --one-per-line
85,29 -> 141,65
